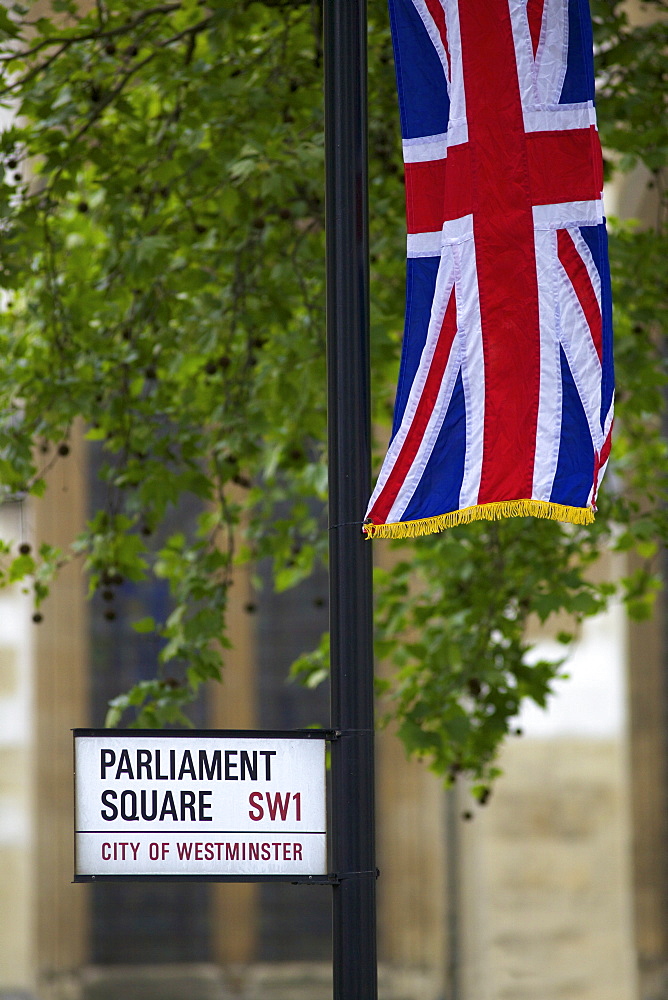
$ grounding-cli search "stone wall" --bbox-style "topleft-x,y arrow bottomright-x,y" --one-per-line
0,503 -> 35,994
458,737 -> 637,1000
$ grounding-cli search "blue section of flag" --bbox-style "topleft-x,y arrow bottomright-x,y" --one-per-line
392,256 -> 441,437
389,0 -> 450,140
401,369 -> 467,522
579,222 -> 615,423
560,0 -> 595,104
553,347 -> 596,507
365,0 -> 613,535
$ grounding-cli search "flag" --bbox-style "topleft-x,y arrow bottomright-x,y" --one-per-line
364,0 -> 614,539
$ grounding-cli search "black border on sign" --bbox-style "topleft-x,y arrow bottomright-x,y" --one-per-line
73,728 -> 334,884
73,874 -> 335,884
73,728 -> 336,739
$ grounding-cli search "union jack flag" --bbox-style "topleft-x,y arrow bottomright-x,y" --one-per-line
364,0 -> 614,538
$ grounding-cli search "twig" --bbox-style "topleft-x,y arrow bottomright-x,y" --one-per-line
46,14 -> 212,178
0,4 -> 181,64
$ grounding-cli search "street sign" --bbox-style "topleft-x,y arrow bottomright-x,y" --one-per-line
74,730 -> 328,880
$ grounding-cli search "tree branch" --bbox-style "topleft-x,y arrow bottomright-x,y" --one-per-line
49,15 -> 214,157
0,3 -> 182,64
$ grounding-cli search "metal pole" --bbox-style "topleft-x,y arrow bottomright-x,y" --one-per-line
324,1 -> 377,998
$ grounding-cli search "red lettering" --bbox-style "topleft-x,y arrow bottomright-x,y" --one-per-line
195,842 -> 203,860
266,792 -> 291,821
205,843 -> 215,861
177,842 -> 193,860
225,843 -> 240,861
261,843 -> 271,860
249,843 -> 260,860
248,791 -> 264,821
101,840 -> 141,861
294,842 -> 303,861
249,792 -> 303,822
283,843 -> 291,861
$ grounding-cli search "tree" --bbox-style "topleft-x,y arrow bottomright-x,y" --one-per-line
0,0 -> 665,790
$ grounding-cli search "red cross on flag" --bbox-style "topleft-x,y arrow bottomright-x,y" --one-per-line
364,0 -> 614,539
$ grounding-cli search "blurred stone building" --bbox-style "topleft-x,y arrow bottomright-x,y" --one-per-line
0,432 -> 647,1000
0,2 -> 665,998
0,343 -> 654,1000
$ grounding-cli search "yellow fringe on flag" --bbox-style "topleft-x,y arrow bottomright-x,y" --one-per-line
363,500 -> 595,539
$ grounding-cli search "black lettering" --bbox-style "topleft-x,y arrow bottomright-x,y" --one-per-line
100,789 -> 118,820
120,790 -> 139,821
225,750 -> 238,780
199,790 -> 212,821
170,748 -> 176,780
180,790 -> 196,821
100,749 -> 115,779
136,749 -> 152,779
198,749 -> 221,781
140,789 -> 158,821
240,750 -> 257,781
155,749 -> 168,780
159,790 -> 178,820
259,750 -> 276,780
116,749 -> 134,779
178,750 -> 196,780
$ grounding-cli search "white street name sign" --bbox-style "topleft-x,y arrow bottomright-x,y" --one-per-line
74,731 -> 327,879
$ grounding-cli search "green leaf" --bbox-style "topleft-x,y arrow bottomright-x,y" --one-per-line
0,8 -> 20,37
0,0 -> 664,791
9,554 -> 35,582
131,616 -> 156,634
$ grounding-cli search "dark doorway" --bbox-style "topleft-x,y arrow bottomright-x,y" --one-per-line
88,450 -> 211,964
254,558 -> 332,961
